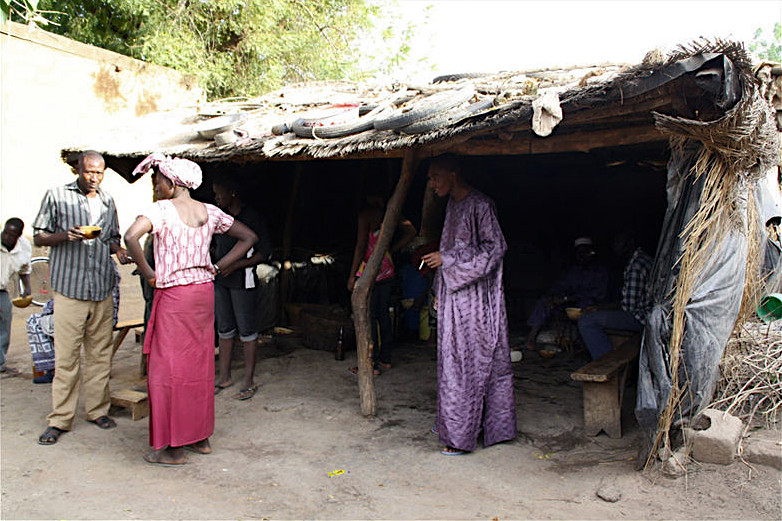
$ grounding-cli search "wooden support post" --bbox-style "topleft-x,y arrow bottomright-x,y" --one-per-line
352,151 -> 418,416
280,164 -> 302,323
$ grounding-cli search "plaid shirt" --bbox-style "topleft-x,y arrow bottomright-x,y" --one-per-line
33,181 -> 120,301
621,247 -> 653,324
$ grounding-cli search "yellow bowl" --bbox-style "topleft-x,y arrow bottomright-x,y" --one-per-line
539,349 -> 557,359
79,225 -> 101,239
12,295 -> 33,308
565,307 -> 582,321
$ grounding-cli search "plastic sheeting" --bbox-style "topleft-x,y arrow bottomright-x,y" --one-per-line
635,145 -> 749,438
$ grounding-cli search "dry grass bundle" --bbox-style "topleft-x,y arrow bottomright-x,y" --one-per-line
711,321 -> 782,427
646,39 -> 781,464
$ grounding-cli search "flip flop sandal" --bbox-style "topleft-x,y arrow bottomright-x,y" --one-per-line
235,385 -> 258,401
431,425 -> 438,435
143,450 -> 186,467
441,446 -> 467,456
38,426 -> 66,445
0,367 -> 21,378
214,382 -> 234,395
88,416 -> 117,429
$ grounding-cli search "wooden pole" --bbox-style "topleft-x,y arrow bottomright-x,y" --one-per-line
280,163 -> 302,322
351,150 -> 418,416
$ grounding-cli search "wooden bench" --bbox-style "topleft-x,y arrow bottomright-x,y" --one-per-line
112,318 -> 146,376
110,389 -> 149,420
112,318 -> 145,353
571,331 -> 641,438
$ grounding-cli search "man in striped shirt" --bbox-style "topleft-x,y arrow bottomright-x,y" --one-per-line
33,151 -> 131,445
578,232 -> 653,361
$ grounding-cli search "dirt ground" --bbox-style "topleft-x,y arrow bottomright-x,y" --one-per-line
1,265 -> 780,520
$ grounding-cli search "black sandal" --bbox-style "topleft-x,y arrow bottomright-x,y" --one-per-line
38,426 -> 66,445
88,416 -> 117,429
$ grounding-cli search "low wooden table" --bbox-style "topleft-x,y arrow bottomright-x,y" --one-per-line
571,332 -> 641,438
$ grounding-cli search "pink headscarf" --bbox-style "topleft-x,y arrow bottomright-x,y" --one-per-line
132,153 -> 202,189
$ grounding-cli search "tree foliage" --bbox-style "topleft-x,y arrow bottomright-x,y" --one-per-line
31,0 -> 418,99
750,22 -> 781,63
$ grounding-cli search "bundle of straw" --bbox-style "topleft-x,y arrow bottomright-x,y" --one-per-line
711,320 -> 782,427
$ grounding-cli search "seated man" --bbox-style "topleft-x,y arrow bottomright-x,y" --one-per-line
577,232 -> 653,360
525,237 -> 609,351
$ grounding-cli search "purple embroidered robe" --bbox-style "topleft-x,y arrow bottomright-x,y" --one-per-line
434,190 -> 517,451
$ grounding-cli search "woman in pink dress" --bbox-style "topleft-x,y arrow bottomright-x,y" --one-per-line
124,154 -> 257,466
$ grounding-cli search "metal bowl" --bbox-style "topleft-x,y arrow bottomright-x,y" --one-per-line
195,114 -> 244,139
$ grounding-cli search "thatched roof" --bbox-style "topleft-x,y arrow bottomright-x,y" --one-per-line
63,39 -> 781,181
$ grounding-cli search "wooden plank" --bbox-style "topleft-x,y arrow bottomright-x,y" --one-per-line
444,124 -> 665,157
110,389 -> 149,420
571,334 -> 640,383
114,319 -> 144,331
583,377 -> 622,438
111,318 -> 145,355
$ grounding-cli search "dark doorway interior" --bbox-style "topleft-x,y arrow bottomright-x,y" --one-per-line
198,143 -> 668,329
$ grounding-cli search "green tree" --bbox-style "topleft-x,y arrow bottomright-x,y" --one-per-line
29,0 -> 418,99
750,22 -> 781,62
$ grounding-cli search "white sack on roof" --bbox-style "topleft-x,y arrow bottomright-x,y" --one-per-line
531,90 -> 562,137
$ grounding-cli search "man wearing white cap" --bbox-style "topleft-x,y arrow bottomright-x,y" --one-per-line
525,237 -> 609,351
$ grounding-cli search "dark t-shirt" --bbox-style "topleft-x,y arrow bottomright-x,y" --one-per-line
212,206 -> 271,289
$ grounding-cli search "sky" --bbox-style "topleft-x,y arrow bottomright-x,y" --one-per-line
390,0 -> 782,82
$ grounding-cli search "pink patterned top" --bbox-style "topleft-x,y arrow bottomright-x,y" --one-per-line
143,200 -> 234,289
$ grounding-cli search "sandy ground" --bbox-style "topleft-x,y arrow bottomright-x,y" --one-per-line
1,265 -> 781,520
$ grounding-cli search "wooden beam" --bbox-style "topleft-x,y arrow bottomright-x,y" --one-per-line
280,164 -> 302,322
351,149 -> 418,416
442,124 -> 666,156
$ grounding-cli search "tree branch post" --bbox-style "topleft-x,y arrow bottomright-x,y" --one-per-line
351,149 -> 418,416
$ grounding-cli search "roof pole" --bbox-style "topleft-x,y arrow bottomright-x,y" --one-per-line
280,163 -> 302,322
351,149 -> 418,416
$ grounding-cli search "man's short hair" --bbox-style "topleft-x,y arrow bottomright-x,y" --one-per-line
431,154 -> 462,175
4,217 -> 23,233
77,150 -> 105,171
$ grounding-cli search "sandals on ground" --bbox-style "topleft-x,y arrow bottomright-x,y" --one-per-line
441,446 -> 467,456
88,415 -> 117,429
214,381 -> 234,395
38,426 -> 66,445
235,385 -> 258,401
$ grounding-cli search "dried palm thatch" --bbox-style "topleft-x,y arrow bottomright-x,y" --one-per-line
712,320 -> 782,427
648,39 -> 781,463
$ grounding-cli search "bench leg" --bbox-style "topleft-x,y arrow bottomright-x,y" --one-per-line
111,328 -> 131,357
582,377 -> 622,438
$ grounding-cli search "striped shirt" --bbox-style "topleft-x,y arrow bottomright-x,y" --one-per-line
33,181 -> 120,301
621,247 -> 654,324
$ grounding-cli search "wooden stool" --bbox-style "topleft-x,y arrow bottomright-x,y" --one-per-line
110,389 -> 149,420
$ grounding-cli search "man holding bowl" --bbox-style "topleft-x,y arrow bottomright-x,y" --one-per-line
32,150 -> 131,445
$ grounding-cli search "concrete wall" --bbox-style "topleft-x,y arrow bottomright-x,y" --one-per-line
0,21 -> 204,236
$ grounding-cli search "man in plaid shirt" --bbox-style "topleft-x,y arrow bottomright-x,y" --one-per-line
578,233 -> 653,360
